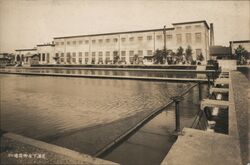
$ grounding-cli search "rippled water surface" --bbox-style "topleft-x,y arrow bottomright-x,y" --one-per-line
1,74 -> 193,140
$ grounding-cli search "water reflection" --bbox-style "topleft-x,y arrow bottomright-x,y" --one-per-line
0,68 -> 206,79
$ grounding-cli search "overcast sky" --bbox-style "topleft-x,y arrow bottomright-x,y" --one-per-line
0,0 -> 249,53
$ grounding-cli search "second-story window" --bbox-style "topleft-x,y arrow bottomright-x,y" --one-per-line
186,33 -> 191,43
92,40 -> 96,44
147,36 -> 152,40
85,40 -> 89,44
73,41 -> 76,45
67,41 -> 70,45
113,38 -> 118,42
138,36 -> 143,41
129,37 -> 134,41
166,35 -> 172,41
156,35 -> 162,40
176,34 -> 182,44
121,38 -> 126,42
195,33 -> 202,43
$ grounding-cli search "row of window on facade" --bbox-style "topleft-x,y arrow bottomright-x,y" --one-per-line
55,33 -> 202,46
56,50 -> 152,59
175,24 -> 202,30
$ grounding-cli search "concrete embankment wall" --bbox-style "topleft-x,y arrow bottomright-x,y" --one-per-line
161,70 -> 248,165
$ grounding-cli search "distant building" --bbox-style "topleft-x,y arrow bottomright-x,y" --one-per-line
14,20 -> 213,65
230,40 -> 250,64
0,53 -> 14,66
15,48 -> 37,66
36,44 -> 55,64
209,45 -> 230,60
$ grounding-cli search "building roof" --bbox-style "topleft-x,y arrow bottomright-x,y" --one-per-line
15,48 -> 37,51
209,46 -> 230,56
229,40 -> 250,44
53,28 -> 175,39
172,20 -> 210,29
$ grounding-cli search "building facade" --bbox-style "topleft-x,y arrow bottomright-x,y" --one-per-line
53,20 -> 210,65
14,20 -> 211,65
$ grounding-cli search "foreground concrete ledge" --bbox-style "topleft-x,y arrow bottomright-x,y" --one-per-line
209,87 -> 229,94
1,132 -> 119,165
200,99 -> 229,110
161,128 -> 242,165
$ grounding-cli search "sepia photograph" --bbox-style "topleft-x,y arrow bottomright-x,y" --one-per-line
0,0 -> 249,165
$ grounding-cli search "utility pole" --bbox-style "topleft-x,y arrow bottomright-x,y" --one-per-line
163,25 -> 167,51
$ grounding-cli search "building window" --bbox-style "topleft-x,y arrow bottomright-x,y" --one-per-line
195,33 -> 201,43
129,51 -> 134,56
176,34 -> 182,44
98,39 -> 103,43
79,52 -> 82,57
79,58 -> 82,64
47,53 -> 50,62
156,35 -> 162,40
42,53 -> 45,61
73,41 -> 76,45
185,26 -> 191,29
138,36 -> 143,41
195,25 -> 201,28
79,40 -> 83,44
129,37 -> 134,41
147,36 -> 152,40
138,50 -> 143,56
98,52 -> 103,57
113,38 -> 118,42
72,52 -> 76,57
61,53 -> 64,57
55,42 -> 59,45
85,40 -> 89,44
121,38 -> 126,42
121,51 -> 126,57
72,58 -> 76,63
106,51 -> 110,57
186,33 -> 191,43
85,52 -> 89,57
147,50 -> 153,56
176,26 -> 182,30
61,42 -> 64,45
67,41 -> 70,45
92,52 -> 96,57
92,40 -> 96,44
106,39 -> 110,43
166,35 -> 172,41
61,58 -> 64,62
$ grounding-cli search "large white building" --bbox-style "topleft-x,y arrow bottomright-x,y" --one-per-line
15,20 -> 212,65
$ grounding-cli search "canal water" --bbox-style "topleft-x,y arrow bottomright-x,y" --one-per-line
0,72 -> 207,164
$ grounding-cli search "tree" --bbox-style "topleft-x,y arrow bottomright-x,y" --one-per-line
234,45 -> 248,65
176,46 -> 184,63
134,54 -> 139,64
185,45 -> 193,63
113,51 -> 119,64
197,53 -> 204,62
153,49 -> 168,64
